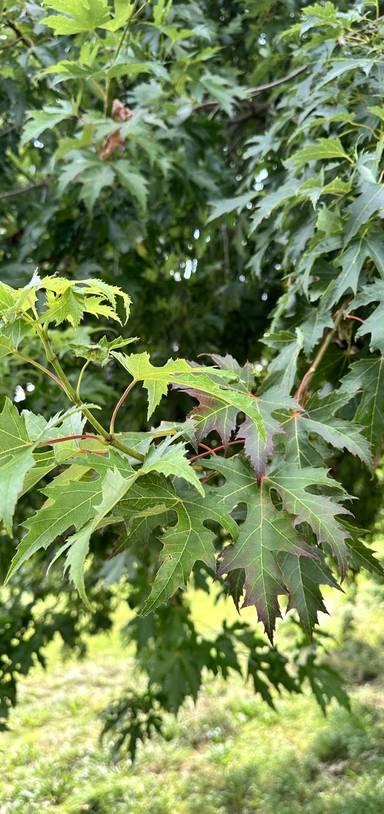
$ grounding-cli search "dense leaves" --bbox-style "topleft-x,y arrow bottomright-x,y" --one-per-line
1,0 -> 384,755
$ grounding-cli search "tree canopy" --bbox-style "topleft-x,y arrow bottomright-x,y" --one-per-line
1,0 -> 384,757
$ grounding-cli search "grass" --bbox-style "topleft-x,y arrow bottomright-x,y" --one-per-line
1,577 -> 384,814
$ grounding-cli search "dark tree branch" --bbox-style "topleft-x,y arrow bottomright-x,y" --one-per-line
0,183 -> 48,201
193,65 -> 308,113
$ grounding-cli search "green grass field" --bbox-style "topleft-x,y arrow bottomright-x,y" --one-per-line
1,577 -> 384,814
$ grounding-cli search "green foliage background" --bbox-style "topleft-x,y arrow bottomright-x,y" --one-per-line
1,0 -> 384,759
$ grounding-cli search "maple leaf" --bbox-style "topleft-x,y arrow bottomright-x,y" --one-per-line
181,387 -> 238,448
285,413 -> 372,468
329,236 -> 384,306
205,456 -> 335,640
344,181 -> 384,244
261,330 -> 304,393
340,356 -> 384,448
286,137 -> 350,171
141,483 -> 237,615
267,465 -> 351,577
178,355 -> 290,475
219,485 -> 312,640
141,436 -> 204,495
112,352 -> 266,442
63,467 -> 137,604
351,280 -> 384,352
6,474 -> 103,581
281,552 -> 339,635
104,471 -> 238,614
41,0 -> 132,35
0,399 -> 35,534
241,387 -> 294,477
174,354 -> 256,449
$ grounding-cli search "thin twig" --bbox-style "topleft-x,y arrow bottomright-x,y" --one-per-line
5,19 -> 34,49
0,125 -> 16,139
0,182 -> 48,200
193,65 -> 307,113
295,306 -> 346,404
14,351 -> 67,391
190,438 -> 244,463
35,325 -> 144,461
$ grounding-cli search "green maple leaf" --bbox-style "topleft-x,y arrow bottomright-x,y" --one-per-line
207,192 -> 255,223
290,415 -> 372,467
42,0 -> 110,34
63,467 -> 137,604
21,100 -> 73,145
0,335 -> 14,360
112,352 -> 266,441
286,138 -> 350,171
219,483 -> 312,639
267,465 -> 351,577
6,475 -> 103,581
281,553 -> 339,635
38,277 -> 131,326
340,356 -> 384,448
261,330 -> 304,393
251,180 -> 300,230
141,437 -> 204,495
105,471 -> 237,614
205,456 -> 339,640
344,181 -> 384,244
329,235 -> 384,306
0,399 -> 36,534
42,0 -> 134,35
345,531 -> 384,577
0,320 -> 32,359
300,305 -> 334,355
71,335 -> 137,366
141,485 -> 237,615
0,281 -> 16,313
352,280 -> 384,352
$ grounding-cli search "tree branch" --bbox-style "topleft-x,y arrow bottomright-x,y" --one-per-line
193,65 -> 307,113
0,182 -> 48,201
295,306 -> 346,404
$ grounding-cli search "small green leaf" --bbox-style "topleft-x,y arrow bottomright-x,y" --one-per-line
286,138 -> 350,171
141,437 -> 204,495
344,182 -> 384,244
21,101 -> 73,144
42,0 -> 109,34
114,162 -> 148,211
207,192 -> 255,223
0,399 -> 35,534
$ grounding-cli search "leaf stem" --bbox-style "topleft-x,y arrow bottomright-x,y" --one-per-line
14,351 -> 67,391
345,313 -> 364,324
35,325 -> 144,461
0,182 -> 47,200
189,438 -> 244,463
36,433 -> 101,448
76,359 -> 90,400
109,379 -> 137,434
